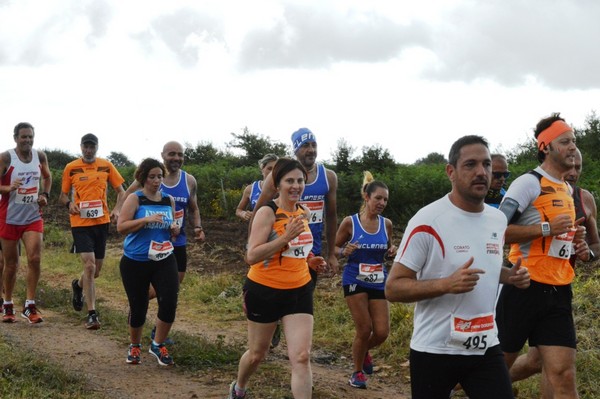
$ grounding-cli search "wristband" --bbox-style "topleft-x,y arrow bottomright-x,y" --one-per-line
41,192 -> 50,199
194,226 -> 203,231
66,201 -> 71,210
589,249 -> 596,262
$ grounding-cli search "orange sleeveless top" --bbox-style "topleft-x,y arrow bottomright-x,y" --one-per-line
247,202 -> 313,289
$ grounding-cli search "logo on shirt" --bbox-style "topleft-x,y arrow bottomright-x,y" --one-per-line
552,199 -> 564,207
453,245 -> 470,253
486,243 -> 500,255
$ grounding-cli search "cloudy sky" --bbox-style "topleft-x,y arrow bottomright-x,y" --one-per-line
1,0 -> 598,165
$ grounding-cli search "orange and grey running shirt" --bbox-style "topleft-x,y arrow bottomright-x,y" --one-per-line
0,149 -> 43,225
503,167 -> 575,285
61,158 -> 125,227
247,201 -> 313,290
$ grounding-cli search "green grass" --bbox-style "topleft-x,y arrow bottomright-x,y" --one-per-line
0,339 -> 101,399
11,224 -> 600,398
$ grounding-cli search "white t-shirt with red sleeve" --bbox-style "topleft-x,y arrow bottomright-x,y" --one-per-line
396,194 -> 507,356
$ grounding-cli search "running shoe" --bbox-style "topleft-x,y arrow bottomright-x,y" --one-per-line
270,321 -> 281,349
349,371 -> 367,389
149,342 -> 174,366
21,304 -> 43,324
150,325 -> 175,345
71,279 -> 84,311
363,351 -> 374,375
2,303 -> 16,323
227,380 -> 246,399
85,312 -> 101,330
126,344 -> 142,364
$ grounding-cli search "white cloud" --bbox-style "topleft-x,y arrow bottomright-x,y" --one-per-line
0,0 -> 598,165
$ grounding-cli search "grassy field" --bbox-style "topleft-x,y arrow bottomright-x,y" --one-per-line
2,222 -> 600,398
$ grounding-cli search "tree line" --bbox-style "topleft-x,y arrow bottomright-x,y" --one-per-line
44,113 -> 600,228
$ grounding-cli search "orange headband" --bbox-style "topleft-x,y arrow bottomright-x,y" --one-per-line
537,120 -> 572,150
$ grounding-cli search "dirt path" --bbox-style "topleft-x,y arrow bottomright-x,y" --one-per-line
0,306 -> 409,399
0,219 -> 410,398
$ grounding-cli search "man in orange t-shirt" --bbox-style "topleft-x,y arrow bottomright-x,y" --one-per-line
59,133 -> 125,330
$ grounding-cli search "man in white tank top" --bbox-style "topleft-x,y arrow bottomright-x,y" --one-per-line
0,122 -> 52,324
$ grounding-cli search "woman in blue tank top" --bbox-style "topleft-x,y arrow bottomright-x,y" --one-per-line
235,153 -> 279,222
117,158 -> 180,367
334,172 -> 397,389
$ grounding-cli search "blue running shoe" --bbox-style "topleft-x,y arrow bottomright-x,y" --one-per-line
126,344 -> 141,364
349,371 -> 367,389
149,342 -> 174,366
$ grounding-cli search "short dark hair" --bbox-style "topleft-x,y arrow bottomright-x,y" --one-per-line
448,135 -> 489,167
134,158 -> 165,187
271,158 -> 307,188
534,112 -> 565,163
13,122 -> 34,138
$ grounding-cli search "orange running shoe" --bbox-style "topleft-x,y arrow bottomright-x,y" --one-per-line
21,304 -> 43,324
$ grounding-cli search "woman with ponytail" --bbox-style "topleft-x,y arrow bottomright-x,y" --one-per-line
334,171 -> 397,389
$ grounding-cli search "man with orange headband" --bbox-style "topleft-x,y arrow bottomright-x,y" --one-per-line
496,113 -> 587,398
505,147 -> 599,398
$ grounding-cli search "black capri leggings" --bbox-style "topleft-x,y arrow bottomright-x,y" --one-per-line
120,254 -> 179,328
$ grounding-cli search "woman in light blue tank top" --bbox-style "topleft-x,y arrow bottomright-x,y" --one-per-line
117,158 -> 180,367
334,172 -> 398,389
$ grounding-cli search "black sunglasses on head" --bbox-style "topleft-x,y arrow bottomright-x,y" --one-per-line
492,171 -> 511,179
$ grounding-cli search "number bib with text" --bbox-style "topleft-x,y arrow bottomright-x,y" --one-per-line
356,263 -> 384,284
79,200 -> 104,218
548,229 -> 575,259
448,313 -> 495,354
299,200 -> 324,225
148,240 -> 174,261
174,209 -> 184,227
282,231 -> 313,259
15,187 -> 38,204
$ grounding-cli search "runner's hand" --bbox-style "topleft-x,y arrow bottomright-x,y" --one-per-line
507,258 -> 530,289
446,257 -> 485,294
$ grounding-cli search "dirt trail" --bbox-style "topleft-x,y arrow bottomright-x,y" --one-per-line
0,307 -> 408,398
0,220 -> 410,398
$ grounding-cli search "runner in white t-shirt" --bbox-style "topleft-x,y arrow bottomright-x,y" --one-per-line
385,135 -> 530,399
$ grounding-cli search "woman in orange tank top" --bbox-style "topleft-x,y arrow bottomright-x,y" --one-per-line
228,158 -> 325,399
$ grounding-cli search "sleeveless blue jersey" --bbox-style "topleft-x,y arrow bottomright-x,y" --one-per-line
249,180 -> 262,211
342,213 -> 389,291
160,171 -> 189,247
299,163 -> 329,255
123,191 -> 174,261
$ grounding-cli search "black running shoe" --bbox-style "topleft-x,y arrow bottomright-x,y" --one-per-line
71,279 -> 84,311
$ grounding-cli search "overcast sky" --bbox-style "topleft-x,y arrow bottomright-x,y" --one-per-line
1,0 -> 598,165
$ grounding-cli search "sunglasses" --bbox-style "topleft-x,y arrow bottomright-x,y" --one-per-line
492,171 -> 511,179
